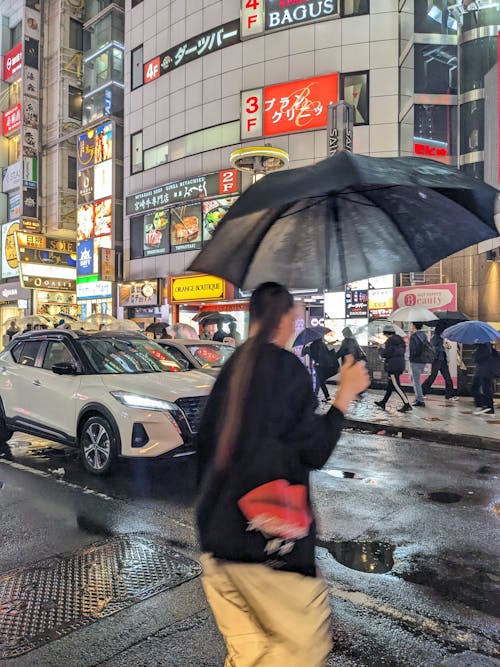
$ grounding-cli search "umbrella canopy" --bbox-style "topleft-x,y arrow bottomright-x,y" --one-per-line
15,315 -> 52,330
167,323 -> 199,340
293,326 -> 331,348
390,306 -> 438,323
193,310 -> 219,322
428,310 -> 470,327
189,151 -> 499,290
145,322 -> 169,335
198,312 -> 236,326
106,319 -> 141,332
357,320 -> 406,339
442,321 -> 499,344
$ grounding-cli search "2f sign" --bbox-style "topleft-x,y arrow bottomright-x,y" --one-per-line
241,0 -> 264,38
241,89 -> 263,140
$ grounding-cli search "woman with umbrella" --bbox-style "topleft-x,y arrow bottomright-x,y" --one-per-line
374,324 -> 412,413
421,321 -> 457,400
196,282 -> 369,666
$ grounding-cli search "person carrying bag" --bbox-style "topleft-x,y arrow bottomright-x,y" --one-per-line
196,282 -> 369,667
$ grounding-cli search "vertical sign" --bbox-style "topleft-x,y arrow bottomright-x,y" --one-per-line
240,89 -> 263,140
327,101 -> 354,156
241,0 -> 265,38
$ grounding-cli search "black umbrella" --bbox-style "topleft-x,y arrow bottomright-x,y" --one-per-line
189,151 -> 499,290
293,326 -> 331,348
428,310 -> 470,327
145,322 -> 169,335
198,312 -> 236,326
193,310 -> 219,322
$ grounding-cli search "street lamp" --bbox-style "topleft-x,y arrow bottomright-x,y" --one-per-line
229,146 -> 289,184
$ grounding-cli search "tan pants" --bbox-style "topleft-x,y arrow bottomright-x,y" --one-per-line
201,554 -> 332,667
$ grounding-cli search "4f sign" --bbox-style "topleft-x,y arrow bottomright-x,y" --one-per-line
241,0 -> 264,38
241,89 -> 263,140
144,56 -> 160,83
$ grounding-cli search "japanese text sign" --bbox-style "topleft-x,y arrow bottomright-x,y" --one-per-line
241,73 -> 339,139
2,104 -> 21,135
143,20 -> 240,85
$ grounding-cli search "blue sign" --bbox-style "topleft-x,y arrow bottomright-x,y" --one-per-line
77,239 -> 94,276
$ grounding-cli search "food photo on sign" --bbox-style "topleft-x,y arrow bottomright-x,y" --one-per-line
170,203 -> 202,252
94,123 -> 112,163
94,198 -> 112,236
202,197 -> 238,242
77,204 -> 95,240
144,210 -> 169,256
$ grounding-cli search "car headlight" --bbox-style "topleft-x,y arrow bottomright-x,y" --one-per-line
110,391 -> 179,412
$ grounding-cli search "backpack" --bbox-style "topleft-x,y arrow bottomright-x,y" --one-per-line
415,334 -> 436,364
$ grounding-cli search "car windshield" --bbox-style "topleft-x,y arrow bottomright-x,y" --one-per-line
185,343 -> 235,368
80,337 -> 184,374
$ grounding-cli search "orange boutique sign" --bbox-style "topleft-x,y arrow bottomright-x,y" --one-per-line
169,274 -> 228,303
241,73 -> 339,140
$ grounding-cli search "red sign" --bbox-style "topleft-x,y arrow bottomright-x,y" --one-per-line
2,103 -> 21,135
144,56 -> 160,83
3,43 -> 22,81
219,169 -> 238,194
263,73 -> 339,136
393,284 -> 457,312
414,141 -> 448,157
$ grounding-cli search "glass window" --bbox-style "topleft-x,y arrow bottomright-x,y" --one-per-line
414,0 -> 458,34
414,43 -> 457,95
131,45 -> 143,90
10,23 -> 22,49
131,131 -> 143,174
87,10 -> 124,55
414,104 -> 456,156
69,18 -> 83,51
341,71 -> 369,125
460,99 -> 484,155
399,49 -> 414,112
169,121 -> 239,162
460,162 -> 484,181
342,0 -> 369,16
184,343 -> 235,368
10,343 -> 23,363
85,0 -> 124,20
9,80 -> 22,107
80,337 -> 177,374
399,2 -> 414,55
68,156 -> 77,190
460,38 -> 498,93
144,141 -> 169,170
132,0 -> 143,6
43,341 -> 75,370
69,86 -> 83,120
83,85 -> 123,124
17,341 -> 42,367
130,216 -> 144,259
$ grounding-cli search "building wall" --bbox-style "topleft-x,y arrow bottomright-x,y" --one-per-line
123,0 -> 400,283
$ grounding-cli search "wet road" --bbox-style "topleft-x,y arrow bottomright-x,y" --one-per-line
0,431 -> 499,666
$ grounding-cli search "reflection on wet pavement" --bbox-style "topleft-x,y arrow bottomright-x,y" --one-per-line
428,491 -> 462,504
317,540 -> 395,574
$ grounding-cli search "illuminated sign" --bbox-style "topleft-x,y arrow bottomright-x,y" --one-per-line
18,246 -> 77,292
170,274 -> 226,303
16,233 -> 76,254
119,280 -> 160,307
414,140 -> 448,157
2,104 -> 21,135
143,56 -> 160,83
2,162 -> 22,193
2,221 -> 21,278
76,277 -> 112,299
266,0 -> 339,30
368,288 -> 393,319
170,203 -> 202,253
393,284 -> 457,311
126,169 -> 240,215
99,247 -> 115,282
241,73 -> 339,139
77,239 -> 94,276
3,43 -> 22,81
77,122 -> 113,170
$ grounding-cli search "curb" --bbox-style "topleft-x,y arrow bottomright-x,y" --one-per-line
344,418 -> 500,453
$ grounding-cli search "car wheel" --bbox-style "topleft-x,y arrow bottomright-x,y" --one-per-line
80,415 -> 117,475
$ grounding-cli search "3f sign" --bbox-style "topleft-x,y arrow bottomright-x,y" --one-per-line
241,89 -> 263,140
241,0 -> 264,38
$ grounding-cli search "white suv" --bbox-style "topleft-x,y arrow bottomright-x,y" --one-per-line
0,330 -> 214,475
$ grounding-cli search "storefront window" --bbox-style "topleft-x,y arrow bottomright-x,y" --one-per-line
460,38 -> 498,93
414,0 -> 457,34
460,99 -> 485,155
414,43 -> 457,95
414,104 -> 456,156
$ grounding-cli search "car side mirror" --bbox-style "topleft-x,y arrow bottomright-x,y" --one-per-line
52,362 -> 78,375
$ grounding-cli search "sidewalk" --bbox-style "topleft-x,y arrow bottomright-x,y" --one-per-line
322,388 -> 500,452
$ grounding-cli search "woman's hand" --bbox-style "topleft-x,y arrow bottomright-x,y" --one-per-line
333,355 -> 370,414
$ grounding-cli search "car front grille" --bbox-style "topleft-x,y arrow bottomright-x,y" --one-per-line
175,396 -> 208,433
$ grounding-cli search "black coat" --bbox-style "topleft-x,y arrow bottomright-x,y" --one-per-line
196,342 -> 345,577
337,336 -> 366,363
380,334 -> 406,374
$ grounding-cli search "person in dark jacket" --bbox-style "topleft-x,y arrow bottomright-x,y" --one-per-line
196,282 -> 369,667
6,321 -> 19,341
212,321 -> 228,342
409,322 -> 428,406
308,336 -> 337,402
420,321 -> 456,399
471,343 -> 496,415
337,327 -> 367,363
375,324 -> 412,412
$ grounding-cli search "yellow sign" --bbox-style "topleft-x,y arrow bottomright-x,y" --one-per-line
170,274 -> 225,303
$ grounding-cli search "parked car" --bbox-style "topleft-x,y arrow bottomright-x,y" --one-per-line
0,330 -> 214,475
155,339 -> 235,376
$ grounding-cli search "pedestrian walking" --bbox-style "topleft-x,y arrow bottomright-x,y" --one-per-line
375,324 -> 412,412
5,321 -> 19,341
409,322 -> 432,407
228,321 -> 242,345
196,282 -> 369,667
212,321 -> 228,342
471,343 -> 497,415
308,336 -> 339,402
421,323 -> 457,400
336,327 -> 367,364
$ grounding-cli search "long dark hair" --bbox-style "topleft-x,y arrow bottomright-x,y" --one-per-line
214,282 -> 294,471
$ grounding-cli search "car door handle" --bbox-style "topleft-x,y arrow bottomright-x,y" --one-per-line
32,379 -> 41,387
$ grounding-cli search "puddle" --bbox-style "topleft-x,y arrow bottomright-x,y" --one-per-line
317,540 -> 395,574
477,466 -> 496,475
325,470 -> 363,479
428,491 -> 462,504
